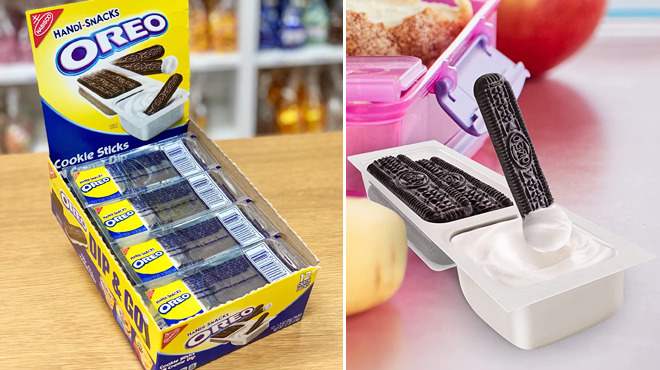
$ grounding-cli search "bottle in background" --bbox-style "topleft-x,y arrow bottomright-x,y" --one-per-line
3,88 -> 33,154
278,0 -> 306,49
325,64 -> 343,132
190,0 -> 210,52
303,0 -> 329,45
190,76 -> 209,131
0,88 -> 5,154
209,0 -> 238,53
260,0 -> 280,49
328,0 -> 343,45
301,67 -> 325,133
276,69 -> 303,134
257,71 -> 277,135
0,1 -> 17,65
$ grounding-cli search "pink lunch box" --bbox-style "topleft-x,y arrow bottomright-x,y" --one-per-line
346,0 -> 530,196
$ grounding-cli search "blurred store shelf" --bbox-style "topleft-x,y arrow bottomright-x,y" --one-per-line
0,63 -> 36,86
0,53 -> 234,86
190,53 -> 242,72
258,44 -> 344,68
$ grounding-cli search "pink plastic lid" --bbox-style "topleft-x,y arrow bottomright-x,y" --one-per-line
346,56 -> 427,103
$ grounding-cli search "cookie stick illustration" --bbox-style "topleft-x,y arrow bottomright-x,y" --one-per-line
113,45 -> 165,64
473,73 -> 572,252
210,324 -> 245,342
245,312 -> 269,335
64,223 -> 87,248
144,73 -> 183,116
115,56 -> 179,75
78,73 -> 125,99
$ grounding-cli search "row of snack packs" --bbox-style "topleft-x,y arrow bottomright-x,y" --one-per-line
64,133 -> 310,327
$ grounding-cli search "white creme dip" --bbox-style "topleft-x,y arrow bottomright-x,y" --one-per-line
453,219 -> 616,288
523,204 -> 573,252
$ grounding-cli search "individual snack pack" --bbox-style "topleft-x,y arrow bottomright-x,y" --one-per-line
117,200 -> 279,284
91,167 -> 245,242
67,134 -> 218,207
138,237 -> 310,327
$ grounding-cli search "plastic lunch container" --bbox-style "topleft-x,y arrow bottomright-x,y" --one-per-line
346,0 -> 530,196
348,142 -> 654,350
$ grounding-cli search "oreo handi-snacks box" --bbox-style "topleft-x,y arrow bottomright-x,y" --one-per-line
32,1 -> 320,369
30,0 -> 191,170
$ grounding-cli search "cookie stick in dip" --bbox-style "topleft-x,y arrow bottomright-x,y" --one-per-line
473,73 -> 572,252
144,73 -> 183,116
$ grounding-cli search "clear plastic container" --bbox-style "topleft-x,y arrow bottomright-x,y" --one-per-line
90,167 -> 246,244
114,200 -> 280,285
346,0 -> 530,196
67,133 -> 219,207
136,237 -> 311,328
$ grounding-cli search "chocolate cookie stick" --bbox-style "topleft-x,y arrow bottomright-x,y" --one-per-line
97,70 -> 142,91
418,156 -> 513,214
78,72 -> 125,99
368,156 -> 472,223
210,324 -> 244,340
238,304 -> 264,323
144,73 -> 183,116
395,155 -> 512,215
113,45 -> 165,64
115,60 -> 164,75
473,73 -> 553,217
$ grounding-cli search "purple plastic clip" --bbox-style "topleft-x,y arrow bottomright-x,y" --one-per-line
435,19 -> 530,136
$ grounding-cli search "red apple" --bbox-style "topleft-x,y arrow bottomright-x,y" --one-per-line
496,0 -> 607,77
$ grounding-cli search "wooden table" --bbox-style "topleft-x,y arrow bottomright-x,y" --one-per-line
348,30 -> 660,369
0,132 -> 344,370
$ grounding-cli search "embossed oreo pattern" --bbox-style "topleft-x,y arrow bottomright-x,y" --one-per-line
474,73 -> 553,217
78,69 -> 141,99
367,156 -> 472,223
115,60 -> 164,75
113,45 -> 166,64
145,73 -> 183,116
412,156 -> 513,215
97,70 -> 142,91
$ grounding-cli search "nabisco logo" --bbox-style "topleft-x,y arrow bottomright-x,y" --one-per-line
163,325 -> 187,349
29,9 -> 63,48
34,13 -> 53,36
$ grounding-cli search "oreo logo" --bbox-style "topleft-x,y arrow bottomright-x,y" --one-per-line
443,173 -> 466,188
56,13 -> 169,75
132,251 -> 164,270
396,171 -> 429,188
508,132 -> 532,169
158,293 -> 191,314
104,210 -> 135,228
35,12 -> 54,37
81,177 -> 111,193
